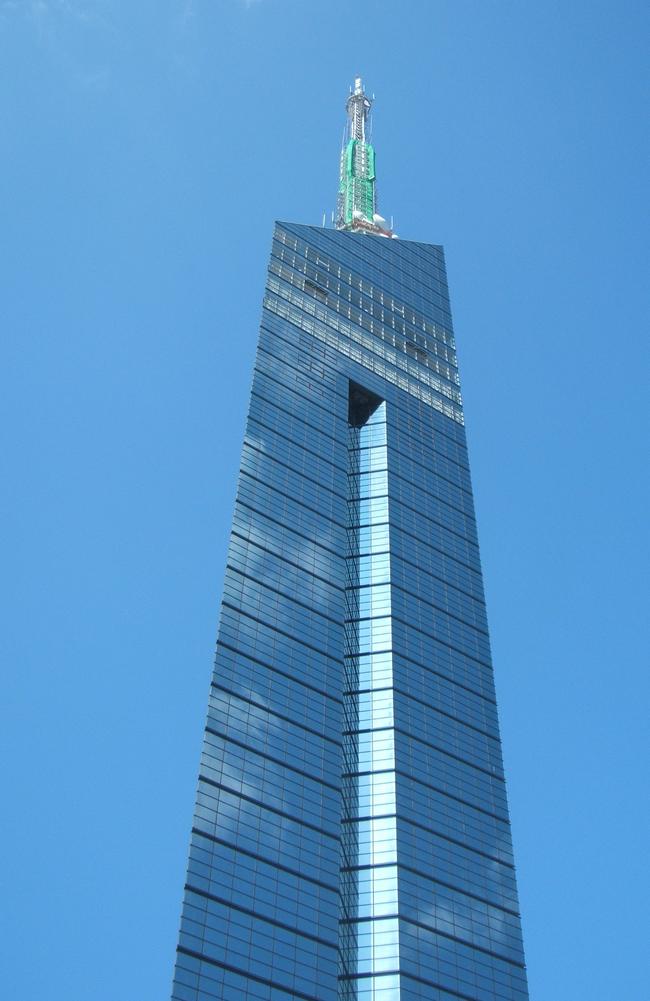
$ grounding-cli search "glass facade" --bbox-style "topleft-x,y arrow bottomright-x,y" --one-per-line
171,221 -> 529,1001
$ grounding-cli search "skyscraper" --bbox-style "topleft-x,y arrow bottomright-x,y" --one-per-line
171,79 -> 529,1001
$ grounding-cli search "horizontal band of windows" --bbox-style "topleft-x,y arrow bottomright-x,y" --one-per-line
334,979 -> 466,1001
269,245 -> 458,366
394,928 -> 528,984
388,438 -> 472,489
340,676 -> 496,748
342,812 -> 513,871
391,705 -> 503,772
237,470 -> 346,532
193,803 -> 340,875
272,230 -> 450,306
201,732 -> 341,804
397,877 -> 522,938
272,228 -> 454,344
249,379 -> 346,445
246,411 -> 344,480
391,430 -> 471,482
243,434 -> 344,504
234,502 -> 340,560
387,482 -> 477,551
392,687 -> 500,744
389,470 -> 475,536
251,344 -> 348,424
270,237 -> 454,340
253,334 -> 347,419
233,505 -> 343,566
290,227 -> 453,304
345,725 -> 504,783
218,611 -> 342,693
274,222 -> 451,297
175,946 -> 325,1001
388,469 -> 477,540
264,277 -> 463,406
259,294 -> 464,447
341,767 -> 396,781
390,549 -> 486,619
197,774 -> 340,841
393,802 -> 513,868
224,606 -> 341,665
235,495 -> 345,552
190,827 -> 339,895
229,531 -> 345,595
387,650 -> 495,709
342,768 -> 507,824
390,521 -> 482,585
392,748 -> 507,817
339,865 -> 519,923
391,419 -> 470,470
396,512 -> 479,558
349,581 -> 489,641
389,510 -> 481,575
248,376 -> 346,447
392,869 -> 519,919
242,439 -> 346,502
270,275 -> 464,400
238,469 -> 345,536
185,861 -> 339,945
343,679 -> 499,744
216,641 -> 343,706
395,815 -> 518,874
262,296 -> 465,426
344,832 -> 516,904
342,808 -> 508,880
224,566 -> 344,629
203,725 -> 341,792
390,393 -> 467,437
264,285 -> 464,420
210,684 -> 342,748
219,603 -> 342,668
388,969 -> 514,1001
394,770 -> 510,826
342,855 -> 521,919
389,606 -> 491,668
390,599 -> 493,662
207,706 -> 340,779
346,646 -> 496,709
257,315 -> 468,453
340,914 -> 526,972
198,773 -> 339,842
243,433 -> 345,501
185,884 -> 337,950
235,562 -> 341,621
255,326 -> 341,401
391,614 -> 493,673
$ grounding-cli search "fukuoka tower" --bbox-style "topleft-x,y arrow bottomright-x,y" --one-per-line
171,78 -> 530,1001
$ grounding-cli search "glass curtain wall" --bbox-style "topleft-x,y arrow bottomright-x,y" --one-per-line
341,392 -> 400,1001
171,222 -> 530,1001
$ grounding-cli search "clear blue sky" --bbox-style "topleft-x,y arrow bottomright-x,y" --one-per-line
2,2 -> 648,999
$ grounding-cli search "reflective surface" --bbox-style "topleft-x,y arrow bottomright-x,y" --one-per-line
171,223 -> 529,1001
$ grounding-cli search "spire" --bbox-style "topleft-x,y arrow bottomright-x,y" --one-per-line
336,77 -> 394,238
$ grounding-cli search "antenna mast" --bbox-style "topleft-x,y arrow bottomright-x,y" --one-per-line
335,77 -> 395,237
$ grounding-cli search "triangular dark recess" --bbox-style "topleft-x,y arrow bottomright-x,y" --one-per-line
348,381 -> 383,427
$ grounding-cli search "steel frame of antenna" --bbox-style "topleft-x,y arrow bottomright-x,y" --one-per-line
335,77 -> 395,239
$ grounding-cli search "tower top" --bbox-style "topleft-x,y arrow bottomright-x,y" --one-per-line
346,77 -> 372,143
336,77 -> 395,237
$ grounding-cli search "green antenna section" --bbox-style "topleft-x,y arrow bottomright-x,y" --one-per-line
336,78 -> 394,237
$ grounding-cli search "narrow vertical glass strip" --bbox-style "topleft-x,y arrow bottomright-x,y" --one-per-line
340,390 -> 400,1001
